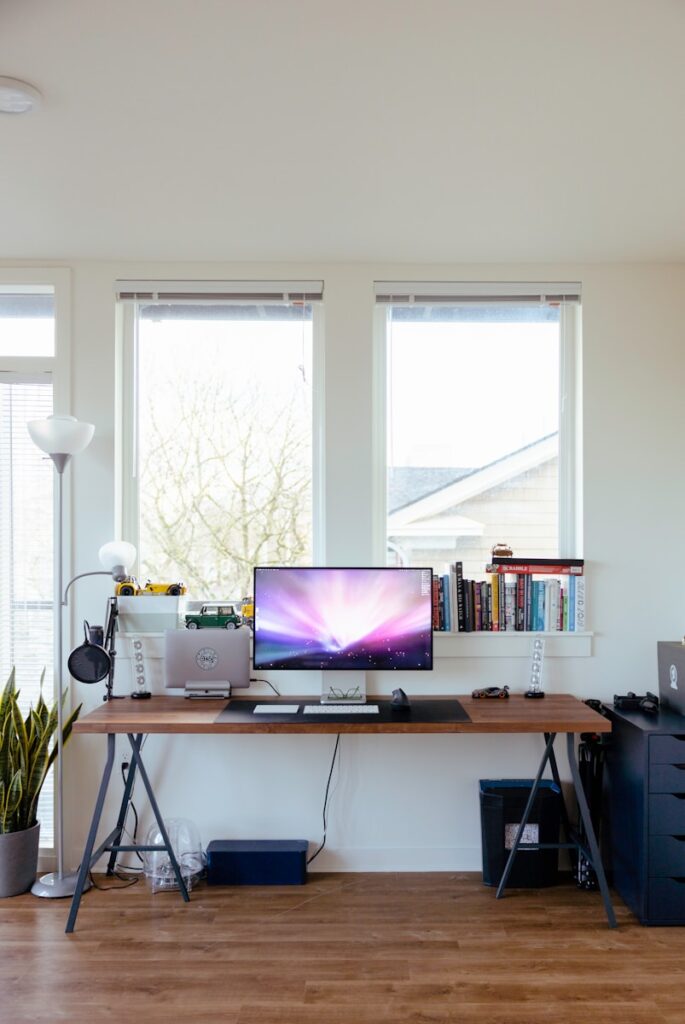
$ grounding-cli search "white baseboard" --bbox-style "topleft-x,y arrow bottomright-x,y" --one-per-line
307,846 -> 482,872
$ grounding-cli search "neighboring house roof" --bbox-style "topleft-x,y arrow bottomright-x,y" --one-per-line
389,433 -> 558,531
388,467 -> 471,514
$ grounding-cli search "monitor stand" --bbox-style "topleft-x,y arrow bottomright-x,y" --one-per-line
321,671 -> 366,704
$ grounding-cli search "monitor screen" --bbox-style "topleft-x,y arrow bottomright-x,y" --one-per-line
253,567 -> 433,671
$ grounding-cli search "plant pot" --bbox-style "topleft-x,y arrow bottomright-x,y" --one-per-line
0,821 -> 40,897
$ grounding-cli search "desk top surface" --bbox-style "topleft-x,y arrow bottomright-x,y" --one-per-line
73,693 -> 611,735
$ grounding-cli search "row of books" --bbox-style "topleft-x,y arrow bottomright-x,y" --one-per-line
432,558 -> 586,633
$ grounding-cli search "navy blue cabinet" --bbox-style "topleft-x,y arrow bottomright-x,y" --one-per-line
604,706 -> 685,925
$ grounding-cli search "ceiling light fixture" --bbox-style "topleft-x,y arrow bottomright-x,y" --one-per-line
0,76 -> 41,114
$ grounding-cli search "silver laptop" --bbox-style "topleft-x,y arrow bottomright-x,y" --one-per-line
164,627 -> 251,698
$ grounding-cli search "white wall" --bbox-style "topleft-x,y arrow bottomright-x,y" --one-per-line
7,258 -> 684,872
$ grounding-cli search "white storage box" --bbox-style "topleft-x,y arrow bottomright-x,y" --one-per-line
117,596 -> 186,634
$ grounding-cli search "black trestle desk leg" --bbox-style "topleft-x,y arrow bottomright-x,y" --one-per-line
106,733 -> 142,876
66,732 -> 116,934
566,732 -> 617,929
126,733 -> 190,903
496,731 -> 557,899
544,731 -> 573,842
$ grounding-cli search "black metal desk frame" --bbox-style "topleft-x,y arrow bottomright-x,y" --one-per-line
65,733 -> 189,934
66,722 -> 616,933
496,731 -> 616,928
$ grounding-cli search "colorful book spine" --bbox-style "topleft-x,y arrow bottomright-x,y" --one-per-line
504,581 -> 516,631
548,579 -> 560,631
515,575 -> 525,631
491,574 -> 499,632
442,574 -> 451,632
568,574 -> 576,631
454,562 -> 466,632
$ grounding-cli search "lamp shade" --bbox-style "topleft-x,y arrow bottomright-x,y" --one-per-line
27,414 -> 95,455
98,541 -> 137,576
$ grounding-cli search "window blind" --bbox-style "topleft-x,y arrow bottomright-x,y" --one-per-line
374,281 -> 581,304
116,280 -> 324,302
0,377 -> 54,846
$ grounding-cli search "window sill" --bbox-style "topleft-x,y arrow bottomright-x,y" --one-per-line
433,631 -> 592,658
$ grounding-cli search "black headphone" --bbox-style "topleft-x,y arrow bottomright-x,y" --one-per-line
613,691 -> 659,714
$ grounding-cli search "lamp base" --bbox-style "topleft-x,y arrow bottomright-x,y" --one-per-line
31,870 -> 92,899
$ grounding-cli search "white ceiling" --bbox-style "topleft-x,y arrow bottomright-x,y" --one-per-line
1,0 -> 684,263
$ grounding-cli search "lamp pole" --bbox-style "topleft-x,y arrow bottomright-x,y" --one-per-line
27,416 -> 94,898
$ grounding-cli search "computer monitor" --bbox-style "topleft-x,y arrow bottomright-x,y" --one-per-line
253,566 -> 433,703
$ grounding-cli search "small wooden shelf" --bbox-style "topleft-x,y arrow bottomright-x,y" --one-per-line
433,631 -> 592,658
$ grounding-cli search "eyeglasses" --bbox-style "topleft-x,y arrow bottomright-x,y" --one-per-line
326,685 -> 361,701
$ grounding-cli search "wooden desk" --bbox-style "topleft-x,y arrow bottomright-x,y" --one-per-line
66,694 -> 614,932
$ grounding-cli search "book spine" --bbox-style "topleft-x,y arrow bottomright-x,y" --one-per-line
442,573 -> 451,632
562,588 -> 569,631
504,581 -> 516,631
449,567 -> 457,633
543,581 -> 552,631
491,574 -> 499,632
432,575 -> 440,631
484,581 -> 491,631
492,557 -> 584,568
548,579 -> 560,631
568,574 -> 576,631
455,562 -> 466,632
463,580 -> 472,632
574,576 -> 586,631
485,563 -> 584,576
516,574 -> 525,631
525,575 -> 533,630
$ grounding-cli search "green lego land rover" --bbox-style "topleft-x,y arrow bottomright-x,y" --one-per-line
184,604 -> 242,630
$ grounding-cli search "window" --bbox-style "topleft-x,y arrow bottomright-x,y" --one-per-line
119,281 -> 321,600
0,281 -> 58,846
378,283 -> 581,578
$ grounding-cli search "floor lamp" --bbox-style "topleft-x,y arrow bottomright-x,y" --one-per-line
25,413 -> 138,900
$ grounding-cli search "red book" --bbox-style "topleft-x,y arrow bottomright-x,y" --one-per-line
486,563 -> 584,576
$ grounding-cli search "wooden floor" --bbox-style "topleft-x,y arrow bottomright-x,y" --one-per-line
1,873 -> 684,1023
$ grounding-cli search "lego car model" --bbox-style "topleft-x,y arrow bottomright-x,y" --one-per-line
240,597 -> 254,629
115,577 -> 187,597
184,604 -> 242,630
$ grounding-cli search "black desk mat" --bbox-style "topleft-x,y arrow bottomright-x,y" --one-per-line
216,698 -> 470,725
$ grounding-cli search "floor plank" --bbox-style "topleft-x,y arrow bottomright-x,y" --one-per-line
0,873 -> 683,1023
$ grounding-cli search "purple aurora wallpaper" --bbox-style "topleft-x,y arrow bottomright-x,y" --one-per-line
253,567 -> 433,670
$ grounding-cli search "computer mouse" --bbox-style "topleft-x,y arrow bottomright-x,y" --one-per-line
391,687 -> 410,707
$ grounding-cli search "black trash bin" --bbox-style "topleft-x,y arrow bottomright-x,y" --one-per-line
479,779 -> 561,888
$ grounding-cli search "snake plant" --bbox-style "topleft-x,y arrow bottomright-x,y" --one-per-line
0,669 -> 81,835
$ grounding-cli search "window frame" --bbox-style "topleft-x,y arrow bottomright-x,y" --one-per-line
117,287 -> 324,582
373,283 -> 587,654
0,267 -> 71,853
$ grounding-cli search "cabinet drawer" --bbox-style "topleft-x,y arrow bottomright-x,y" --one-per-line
650,735 -> 685,764
650,763 -> 685,792
649,794 -> 685,833
648,877 -> 685,923
649,835 -> 685,875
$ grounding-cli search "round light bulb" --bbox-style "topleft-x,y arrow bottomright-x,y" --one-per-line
98,541 -> 137,578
